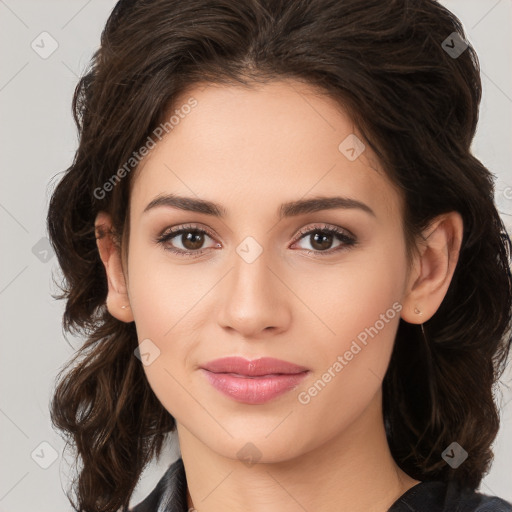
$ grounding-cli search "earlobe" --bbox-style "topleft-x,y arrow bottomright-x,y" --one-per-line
401,212 -> 463,324
95,211 -> 134,323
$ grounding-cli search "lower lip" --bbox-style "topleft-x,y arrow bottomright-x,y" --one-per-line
200,369 -> 309,404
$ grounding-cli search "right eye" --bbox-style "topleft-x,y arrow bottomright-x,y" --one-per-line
156,224 -> 221,257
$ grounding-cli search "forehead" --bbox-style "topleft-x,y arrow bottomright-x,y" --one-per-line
130,80 -> 402,222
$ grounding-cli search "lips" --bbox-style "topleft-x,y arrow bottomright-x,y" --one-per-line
200,356 -> 309,376
200,357 -> 310,404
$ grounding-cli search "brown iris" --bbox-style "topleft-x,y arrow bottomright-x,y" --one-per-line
181,231 -> 205,251
309,231 -> 334,251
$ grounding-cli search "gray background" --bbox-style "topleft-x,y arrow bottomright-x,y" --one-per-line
0,1 -> 511,510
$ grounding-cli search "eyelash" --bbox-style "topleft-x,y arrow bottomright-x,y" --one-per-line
155,223 -> 357,258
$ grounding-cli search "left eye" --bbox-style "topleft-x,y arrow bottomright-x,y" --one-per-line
156,224 -> 356,257
292,226 -> 356,254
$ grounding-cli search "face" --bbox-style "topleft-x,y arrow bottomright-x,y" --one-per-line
124,79 -> 411,462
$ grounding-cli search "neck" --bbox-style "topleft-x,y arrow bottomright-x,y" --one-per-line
178,389 -> 420,512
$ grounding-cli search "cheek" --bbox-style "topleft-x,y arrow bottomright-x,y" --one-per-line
126,240 -> 222,409
127,235 -> 202,337
126,253 -> 202,418
293,253 -> 406,439
306,233 -> 408,384
308,235 -> 407,340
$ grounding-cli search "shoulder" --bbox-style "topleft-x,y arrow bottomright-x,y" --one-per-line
389,480 -> 512,512
124,457 -> 188,512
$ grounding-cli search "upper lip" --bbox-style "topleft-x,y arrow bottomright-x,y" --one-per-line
201,357 -> 309,376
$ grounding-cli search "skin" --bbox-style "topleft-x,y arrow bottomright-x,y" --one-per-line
95,79 -> 463,512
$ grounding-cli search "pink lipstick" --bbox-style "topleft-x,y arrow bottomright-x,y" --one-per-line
200,356 -> 309,404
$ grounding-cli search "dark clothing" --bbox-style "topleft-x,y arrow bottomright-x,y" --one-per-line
127,457 -> 512,512
388,479 -> 512,511
128,458 -> 188,512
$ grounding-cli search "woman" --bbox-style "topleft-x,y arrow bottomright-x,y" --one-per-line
47,0 -> 512,511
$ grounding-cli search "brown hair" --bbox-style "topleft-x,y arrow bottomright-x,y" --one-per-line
47,0 -> 512,510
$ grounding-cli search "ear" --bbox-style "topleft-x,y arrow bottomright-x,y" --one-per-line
401,212 -> 463,324
95,211 -> 134,323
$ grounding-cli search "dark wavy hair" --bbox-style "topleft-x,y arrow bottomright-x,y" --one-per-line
47,0 -> 512,510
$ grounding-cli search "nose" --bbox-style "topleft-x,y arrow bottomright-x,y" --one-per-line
216,244 -> 292,339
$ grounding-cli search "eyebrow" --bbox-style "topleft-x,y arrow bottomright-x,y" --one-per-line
143,193 -> 376,218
